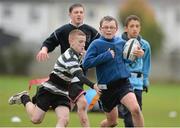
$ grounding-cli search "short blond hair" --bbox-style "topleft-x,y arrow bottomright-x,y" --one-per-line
69,29 -> 86,39
68,29 -> 86,45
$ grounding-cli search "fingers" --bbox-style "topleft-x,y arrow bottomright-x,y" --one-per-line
94,84 -> 102,95
36,47 -> 49,62
108,48 -> 115,58
36,51 -> 49,62
133,48 -> 144,57
137,45 -> 140,50
97,88 -> 102,95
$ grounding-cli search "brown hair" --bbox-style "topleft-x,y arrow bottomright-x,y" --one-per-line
124,15 -> 141,27
69,3 -> 84,13
99,16 -> 118,28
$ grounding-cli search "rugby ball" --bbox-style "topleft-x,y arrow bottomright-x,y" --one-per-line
123,38 -> 140,62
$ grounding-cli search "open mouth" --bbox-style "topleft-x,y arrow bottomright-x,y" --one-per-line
77,18 -> 81,21
106,33 -> 112,36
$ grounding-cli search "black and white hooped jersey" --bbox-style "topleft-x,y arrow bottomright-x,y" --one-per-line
42,48 -> 82,96
53,48 -> 82,82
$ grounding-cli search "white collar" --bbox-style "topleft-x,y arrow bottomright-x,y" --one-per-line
69,20 -> 84,27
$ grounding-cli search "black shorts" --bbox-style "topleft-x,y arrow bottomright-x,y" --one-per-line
35,87 -> 71,112
68,82 -> 86,103
100,78 -> 133,112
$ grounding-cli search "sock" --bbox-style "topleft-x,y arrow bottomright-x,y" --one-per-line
21,95 -> 31,106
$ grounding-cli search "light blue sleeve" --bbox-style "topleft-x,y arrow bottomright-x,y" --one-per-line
142,41 -> 151,86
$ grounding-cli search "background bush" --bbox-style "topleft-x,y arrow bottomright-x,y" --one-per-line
118,0 -> 164,55
0,41 -> 34,75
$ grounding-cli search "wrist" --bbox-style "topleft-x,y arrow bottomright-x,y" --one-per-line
41,47 -> 48,53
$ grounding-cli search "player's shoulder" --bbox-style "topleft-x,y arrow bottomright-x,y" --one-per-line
64,48 -> 79,60
115,36 -> 126,45
118,35 -> 126,43
82,24 -> 97,31
55,24 -> 72,32
89,38 -> 99,46
115,36 -> 124,41
141,38 -> 151,48
87,38 -> 101,48
62,48 -> 70,59
141,38 -> 150,45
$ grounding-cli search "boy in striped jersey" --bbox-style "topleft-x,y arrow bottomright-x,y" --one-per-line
8,29 -> 100,127
36,3 -> 100,127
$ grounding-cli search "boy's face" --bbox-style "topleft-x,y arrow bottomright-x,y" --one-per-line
99,20 -> 117,39
69,7 -> 84,25
125,20 -> 141,38
71,35 -> 86,54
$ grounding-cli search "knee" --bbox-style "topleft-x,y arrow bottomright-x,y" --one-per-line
77,98 -> 88,111
130,105 -> 141,116
31,117 -> 42,124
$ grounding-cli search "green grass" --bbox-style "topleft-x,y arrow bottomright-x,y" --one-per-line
0,75 -> 180,127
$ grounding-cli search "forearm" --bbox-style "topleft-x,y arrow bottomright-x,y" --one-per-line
83,51 -> 112,69
74,70 -> 94,88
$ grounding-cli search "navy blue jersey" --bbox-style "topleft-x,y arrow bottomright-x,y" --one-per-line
42,23 -> 100,53
83,36 -> 130,84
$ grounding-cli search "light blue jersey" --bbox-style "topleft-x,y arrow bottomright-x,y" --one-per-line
120,32 -> 151,90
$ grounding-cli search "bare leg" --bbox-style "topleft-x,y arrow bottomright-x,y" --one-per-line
8,91 -> 45,124
76,95 -> 89,127
100,107 -> 118,127
55,106 -> 70,127
25,102 -> 45,124
121,92 -> 144,127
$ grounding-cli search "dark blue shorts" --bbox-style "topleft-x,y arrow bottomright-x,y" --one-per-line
36,87 -> 71,112
100,78 -> 133,112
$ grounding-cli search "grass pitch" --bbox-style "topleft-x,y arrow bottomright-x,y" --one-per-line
0,75 -> 180,127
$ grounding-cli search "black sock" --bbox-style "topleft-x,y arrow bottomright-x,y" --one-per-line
21,95 -> 31,106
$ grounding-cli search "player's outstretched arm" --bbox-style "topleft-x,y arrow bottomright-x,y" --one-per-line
36,46 -> 49,62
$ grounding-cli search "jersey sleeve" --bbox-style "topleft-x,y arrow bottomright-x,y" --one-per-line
73,70 -> 94,88
41,30 -> 60,53
66,57 -> 95,88
142,41 -> 151,86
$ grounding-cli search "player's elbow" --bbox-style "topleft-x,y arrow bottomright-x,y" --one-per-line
82,62 -> 90,70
